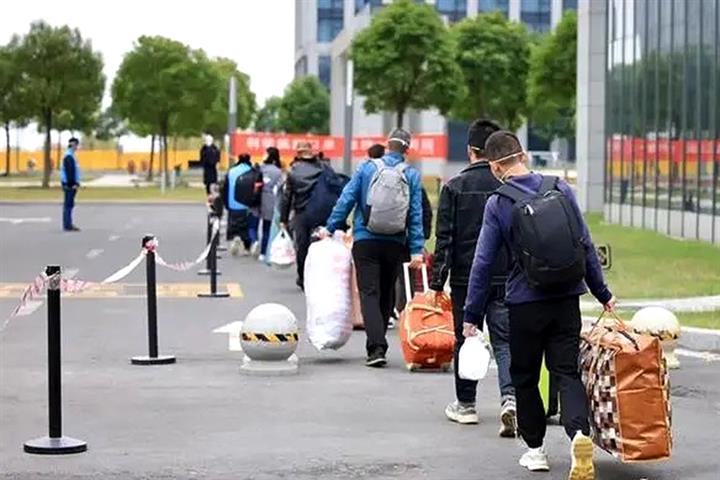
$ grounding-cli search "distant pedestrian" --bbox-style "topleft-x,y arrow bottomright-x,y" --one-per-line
200,134 -> 221,194
279,142 -> 325,290
463,130 -> 616,478
259,147 -> 283,261
322,128 -> 425,368
222,154 -> 262,256
60,137 -> 81,232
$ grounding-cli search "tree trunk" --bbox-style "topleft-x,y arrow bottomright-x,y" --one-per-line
163,135 -> 169,187
396,107 -> 405,128
42,110 -> 52,188
4,122 -> 10,176
147,134 -> 155,181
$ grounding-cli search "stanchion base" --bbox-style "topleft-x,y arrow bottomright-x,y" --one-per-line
24,436 -> 87,455
197,291 -> 230,298
130,355 -> 176,365
197,270 -> 222,276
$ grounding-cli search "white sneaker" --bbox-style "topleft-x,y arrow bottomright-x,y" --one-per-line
519,446 -> 550,472
250,241 -> 260,257
229,237 -> 241,256
258,254 -> 266,263
444,401 -> 479,425
499,398 -> 517,438
569,432 -> 594,480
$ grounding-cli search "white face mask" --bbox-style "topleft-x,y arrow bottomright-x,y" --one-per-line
204,135 -> 213,146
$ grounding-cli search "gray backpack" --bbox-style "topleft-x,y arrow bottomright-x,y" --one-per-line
364,159 -> 410,235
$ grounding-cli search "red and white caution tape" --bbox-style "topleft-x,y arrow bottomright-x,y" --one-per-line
155,217 -> 219,272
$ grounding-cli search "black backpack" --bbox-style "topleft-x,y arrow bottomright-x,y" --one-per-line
234,166 -> 263,208
304,166 -> 349,229
497,176 -> 586,291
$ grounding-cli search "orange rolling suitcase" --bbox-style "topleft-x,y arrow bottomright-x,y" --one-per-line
398,263 -> 454,371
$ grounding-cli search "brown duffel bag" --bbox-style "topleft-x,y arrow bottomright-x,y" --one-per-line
579,312 -> 672,463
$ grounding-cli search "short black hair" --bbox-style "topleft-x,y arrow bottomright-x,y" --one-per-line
238,153 -> 251,164
467,119 -> 501,152
68,137 -> 79,147
367,144 -> 385,159
484,131 -> 523,163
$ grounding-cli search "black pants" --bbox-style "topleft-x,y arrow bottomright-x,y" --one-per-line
352,240 -> 408,356
292,213 -> 313,288
509,296 -> 590,448
227,210 -> 251,249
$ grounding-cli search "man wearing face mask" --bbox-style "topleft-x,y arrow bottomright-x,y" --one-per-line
200,134 -> 221,194
463,131 -> 616,479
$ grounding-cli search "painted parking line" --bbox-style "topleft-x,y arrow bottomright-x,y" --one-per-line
86,249 -> 105,259
0,283 -> 244,299
0,217 -> 51,224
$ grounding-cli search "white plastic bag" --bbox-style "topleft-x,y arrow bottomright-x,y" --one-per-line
458,335 -> 491,381
269,228 -> 295,269
304,232 -> 353,350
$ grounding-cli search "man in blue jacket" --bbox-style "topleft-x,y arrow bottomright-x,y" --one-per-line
222,154 -> 255,256
323,128 -> 425,367
463,131 -> 615,479
60,137 -> 81,232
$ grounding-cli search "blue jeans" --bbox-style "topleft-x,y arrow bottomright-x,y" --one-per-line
248,213 -> 260,244
259,219 -> 272,256
62,187 -> 76,230
451,285 -> 515,405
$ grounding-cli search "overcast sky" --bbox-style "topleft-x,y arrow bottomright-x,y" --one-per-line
0,0 -> 295,150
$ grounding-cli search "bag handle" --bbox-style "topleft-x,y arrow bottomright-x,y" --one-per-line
589,311 -> 640,352
402,261 -> 429,304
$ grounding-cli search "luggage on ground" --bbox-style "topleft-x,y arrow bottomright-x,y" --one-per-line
399,263 -> 454,371
496,175 -> 585,291
304,232 -> 353,350
342,232 -> 364,330
269,228 -> 295,269
364,159 -> 410,235
579,312 -> 672,463
304,166 -> 349,229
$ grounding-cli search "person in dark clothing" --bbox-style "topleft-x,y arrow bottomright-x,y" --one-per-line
200,134 -> 221,194
60,137 -> 81,231
429,120 -> 517,436
279,142 -> 325,290
259,147 -> 284,260
221,154 -> 255,255
463,130 -> 616,478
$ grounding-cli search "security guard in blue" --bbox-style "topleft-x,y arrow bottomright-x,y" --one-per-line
60,137 -> 81,231
221,154 -> 259,256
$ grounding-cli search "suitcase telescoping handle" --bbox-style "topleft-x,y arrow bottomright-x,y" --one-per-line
402,261 -> 429,304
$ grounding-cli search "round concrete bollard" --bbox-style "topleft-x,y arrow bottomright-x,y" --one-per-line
240,303 -> 299,375
630,306 -> 681,369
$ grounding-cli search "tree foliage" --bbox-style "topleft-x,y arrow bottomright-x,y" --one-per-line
254,96 -> 283,132
451,12 -> 531,130
203,57 -> 256,140
350,0 -> 464,128
527,11 -> 577,140
14,21 -> 104,187
0,42 -> 30,175
278,77 -> 330,134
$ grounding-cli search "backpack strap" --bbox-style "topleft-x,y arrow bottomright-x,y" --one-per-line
539,175 -> 559,195
496,182 -> 531,204
370,158 -> 385,172
394,162 -> 408,173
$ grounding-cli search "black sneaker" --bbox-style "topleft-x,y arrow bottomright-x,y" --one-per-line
365,350 -> 387,368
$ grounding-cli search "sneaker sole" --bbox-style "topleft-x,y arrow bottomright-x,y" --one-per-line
445,407 -> 479,425
499,409 -> 517,438
569,436 -> 594,480
365,358 -> 387,368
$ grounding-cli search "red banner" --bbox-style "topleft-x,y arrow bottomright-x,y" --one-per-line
231,132 -> 448,160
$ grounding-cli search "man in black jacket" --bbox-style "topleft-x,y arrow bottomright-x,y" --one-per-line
280,142 -> 324,290
430,120 -> 516,437
200,135 -> 221,194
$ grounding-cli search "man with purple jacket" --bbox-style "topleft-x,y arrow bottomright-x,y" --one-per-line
463,131 -> 616,480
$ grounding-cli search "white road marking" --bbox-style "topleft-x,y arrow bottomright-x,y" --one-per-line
108,235 -> 120,242
675,348 -> 720,362
213,321 -> 244,351
0,217 -> 51,225
86,249 -> 104,259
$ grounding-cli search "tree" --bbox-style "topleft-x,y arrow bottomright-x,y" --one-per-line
278,77 -> 330,134
254,96 -> 283,132
527,11 -> 577,140
451,12 -> 531,130
350,0 -> 464,128
0,42 -> 29,176
112,36 -> 217,185
14,22 -> 104,187
94,107 -> 128,143
203,57 -> 256,141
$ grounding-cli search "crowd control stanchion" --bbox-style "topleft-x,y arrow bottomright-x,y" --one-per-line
198,226 -> 229,298
131,235 -> 176,365
216,213 -> 227,252
198,214 -> 222,276
24,265 -> 87,455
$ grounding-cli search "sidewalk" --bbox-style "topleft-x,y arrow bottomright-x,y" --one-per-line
580,295 -> 720,313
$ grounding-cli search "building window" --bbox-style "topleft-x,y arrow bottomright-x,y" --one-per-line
479,0 -> 509,17
318,0 -> 344,43
318,55 -> 331,89
355,0 -> 383,14
436,0 -> 467,23
295,56 -> 307,78
562,0 -> 577,11
521,0 -> 552,33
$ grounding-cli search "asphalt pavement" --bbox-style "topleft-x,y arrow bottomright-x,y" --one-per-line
1,204 -> 719,480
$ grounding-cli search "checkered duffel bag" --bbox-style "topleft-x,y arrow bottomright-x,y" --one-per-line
579,312 -> 672,463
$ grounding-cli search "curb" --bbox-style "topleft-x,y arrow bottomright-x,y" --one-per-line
0,200 -> 202,206
679,326 -> 720,353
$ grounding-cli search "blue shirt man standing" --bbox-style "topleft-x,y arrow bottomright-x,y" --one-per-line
60,137 -> 81,232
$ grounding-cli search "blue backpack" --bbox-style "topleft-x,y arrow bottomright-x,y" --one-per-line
304,166 -> 349,229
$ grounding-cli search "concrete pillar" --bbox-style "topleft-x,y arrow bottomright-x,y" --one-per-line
575,0 -> 607,213
551,0 -> 564,27
467,0 -> 479,17
509,0 -> 521,22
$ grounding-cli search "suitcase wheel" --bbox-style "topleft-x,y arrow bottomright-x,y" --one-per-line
441,363 -> 452,373
407,363 -> 420,372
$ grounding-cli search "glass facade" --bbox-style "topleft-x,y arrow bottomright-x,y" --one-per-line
605,0 -> 719,240
436,0 -> 467,22
355,0 -> 383,14
563,0 -> 578,11
479,0 -> 509,17
318,55 -> 332,89
318,0 -> 344,43
521,0 -> 552,32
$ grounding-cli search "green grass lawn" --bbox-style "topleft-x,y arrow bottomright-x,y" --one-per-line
0,186 -> 206,202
